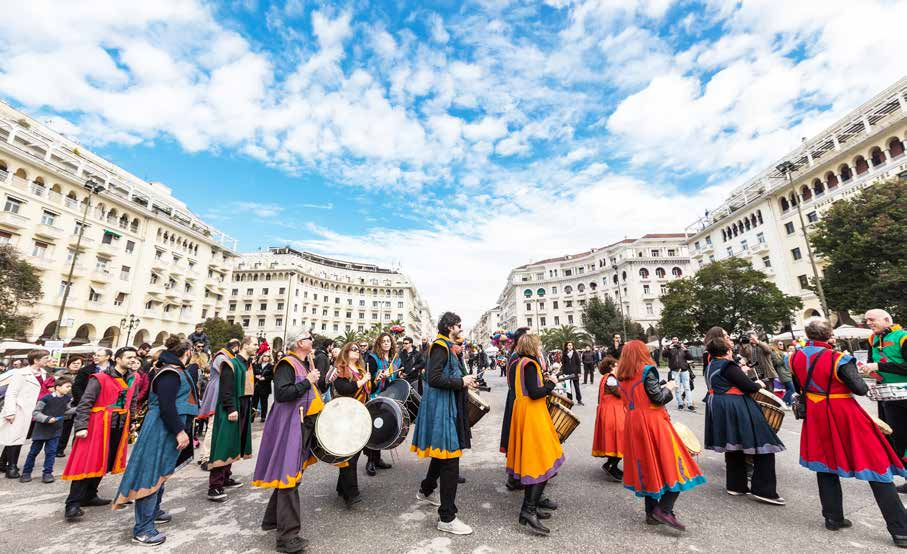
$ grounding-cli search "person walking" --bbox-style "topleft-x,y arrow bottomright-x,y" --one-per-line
581,346 -> 596,385
561,342 -> 583,405
113,337 -> 197,546
788,318 -> 907,547
0,349 -> 47,478
663,337 -> 694,411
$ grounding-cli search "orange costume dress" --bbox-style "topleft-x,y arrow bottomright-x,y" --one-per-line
506,357 -> 564,485
592,374 -> 625,459
619,365 -> 705,498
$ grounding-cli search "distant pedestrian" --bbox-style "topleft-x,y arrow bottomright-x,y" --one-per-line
581,346 -> 596,385
561,342 -> 583,405
663,337 -> 694,411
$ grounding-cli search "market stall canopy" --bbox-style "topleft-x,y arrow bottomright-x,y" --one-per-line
61,343 -> 102,354
833,325 -> 872,339
0,341 -> 40,354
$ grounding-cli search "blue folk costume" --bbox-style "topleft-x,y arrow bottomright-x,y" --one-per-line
368,352 -> 402,399
113,354 -> 199,507
411,335 -> 471,459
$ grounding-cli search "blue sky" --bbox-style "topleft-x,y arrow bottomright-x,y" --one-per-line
1,0 -> 905,324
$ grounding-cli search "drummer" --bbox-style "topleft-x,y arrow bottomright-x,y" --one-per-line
703,335 -> 785,505
506,332 -> 564,535
364,332 -> 398,476
788,318 -> 907,547
617,340 -> 705,531
329,342 -> 371,509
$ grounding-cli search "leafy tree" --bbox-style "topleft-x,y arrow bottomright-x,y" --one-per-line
659,258 -> 802,340
540,325 -> 592,352
203,317 -> 244,352
810,178 -> 907,320
582,296 -> 649,343
0,245 -> 42,339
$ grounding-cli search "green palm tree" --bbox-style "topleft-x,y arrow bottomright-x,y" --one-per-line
363,322 -> 385,344
335,328 -> 361,346
540,325 -> 592,353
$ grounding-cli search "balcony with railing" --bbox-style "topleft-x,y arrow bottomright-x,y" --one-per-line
0,210 -> 29,228
34,223 -> 65,240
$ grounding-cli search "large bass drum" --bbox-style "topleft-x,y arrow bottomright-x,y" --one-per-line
365,397 -> 411,450
379,379 -> 421,420
312,397 -> 372,465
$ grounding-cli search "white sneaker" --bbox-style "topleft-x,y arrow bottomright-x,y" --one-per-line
416,491 -> 441,507
437,517 -> 473,535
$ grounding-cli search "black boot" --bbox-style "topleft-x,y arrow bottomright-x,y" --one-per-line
506,476 -> 524,491
6,466 -> 20,479
519,484 -> 550,535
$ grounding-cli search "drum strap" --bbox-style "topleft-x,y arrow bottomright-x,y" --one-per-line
805,392 -> 852,402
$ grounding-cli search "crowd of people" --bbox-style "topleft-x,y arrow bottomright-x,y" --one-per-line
0,307 -> 905,550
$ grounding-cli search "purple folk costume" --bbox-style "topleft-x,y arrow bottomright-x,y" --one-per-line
252,352 -> 323,551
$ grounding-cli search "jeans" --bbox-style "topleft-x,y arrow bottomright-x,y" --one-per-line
133,485 -> 165,537
781,381 -> 796,406
23,437 -> 60,475
420,457 -> 459,522
252,391 -> 270,421
673,370 -> 692,407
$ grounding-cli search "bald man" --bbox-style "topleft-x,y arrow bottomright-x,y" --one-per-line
864,309 -> 907,492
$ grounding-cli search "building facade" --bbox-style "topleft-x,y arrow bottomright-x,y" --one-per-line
228,247 -> 433,350
0,102 -> 237,347
469,305 -> 502,345
686,77 -> 907,328
493,234 -> 691,340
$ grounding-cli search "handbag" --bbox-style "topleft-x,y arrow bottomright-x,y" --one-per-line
791,350 -> 825,420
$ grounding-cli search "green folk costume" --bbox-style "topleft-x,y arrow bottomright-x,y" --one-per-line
871,325 -> 907,384
208,356 -> 254,468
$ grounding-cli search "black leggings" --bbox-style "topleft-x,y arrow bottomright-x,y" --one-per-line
644,491 -> 679,515
1,445 -> 22,468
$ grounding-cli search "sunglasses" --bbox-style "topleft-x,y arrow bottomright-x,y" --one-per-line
301,336 -> 313,341
350,347 -> 360,352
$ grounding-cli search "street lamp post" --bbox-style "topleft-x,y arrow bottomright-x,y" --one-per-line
120,314 -> 140,347
53,178 -> 104,341
777,162 -> 830,318
614,272 -> 629,340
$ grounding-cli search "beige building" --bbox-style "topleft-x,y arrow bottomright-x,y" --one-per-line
686,77 -> 907,328
469,305 -> 502,346
0,102 -> 237,347
493,234 -> 691,340
228,247 -> 433,350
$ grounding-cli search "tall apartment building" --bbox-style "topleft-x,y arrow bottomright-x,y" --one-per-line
0,102 -> 236,346
227,247 -> 433,350
493,235 -> 691,340
470,305 -> 502,345
686,77 -> 907,328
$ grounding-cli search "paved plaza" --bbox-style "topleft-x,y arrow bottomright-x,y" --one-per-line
0,371 -> 900,553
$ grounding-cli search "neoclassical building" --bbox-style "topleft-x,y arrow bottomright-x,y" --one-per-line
0,101 -> 236,347
493,234 -> 691,339
686,77 -> 907,328
228,247 -> 433,350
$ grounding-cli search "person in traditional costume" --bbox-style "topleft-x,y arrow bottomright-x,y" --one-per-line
500,327 -> 530,491
617,340 -> 705,531
62,347 -> 138,521
252,330 -> 321,554
196,339 -> 239,469
506,333 -> 564,536
364,332 -> 399,476
788,318 -> 907,547
411,312 -> 476,536
328,342 -> 371,508
113,338 -> 198,546
206,336 -> 256,502
592,356 -> 625,482
703,334 -> 785,505
863,309 -> 907,494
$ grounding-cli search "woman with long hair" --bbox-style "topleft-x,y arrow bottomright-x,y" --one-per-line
592,356 -> 625,482
364,332 -> 399,476
618,340 -> 705,531
560,341 -> 583,405
329,342 -> 372,508
56,356 -> 83,458
506,332 -> 563,535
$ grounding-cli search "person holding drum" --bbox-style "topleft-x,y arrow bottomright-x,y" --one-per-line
506,332 -> 564,536
411,312 -> 476,536
365,332 -> 399,476
617,340 -> 705,531
252,331 -> 321,554
703,336 -> 785,505
329,342 -> 372,509
788,318 -> 907,547
500,327 -> 530,491
592,356 -> 625,482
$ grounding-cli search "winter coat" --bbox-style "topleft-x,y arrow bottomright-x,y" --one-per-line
0,367 -> 41,446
